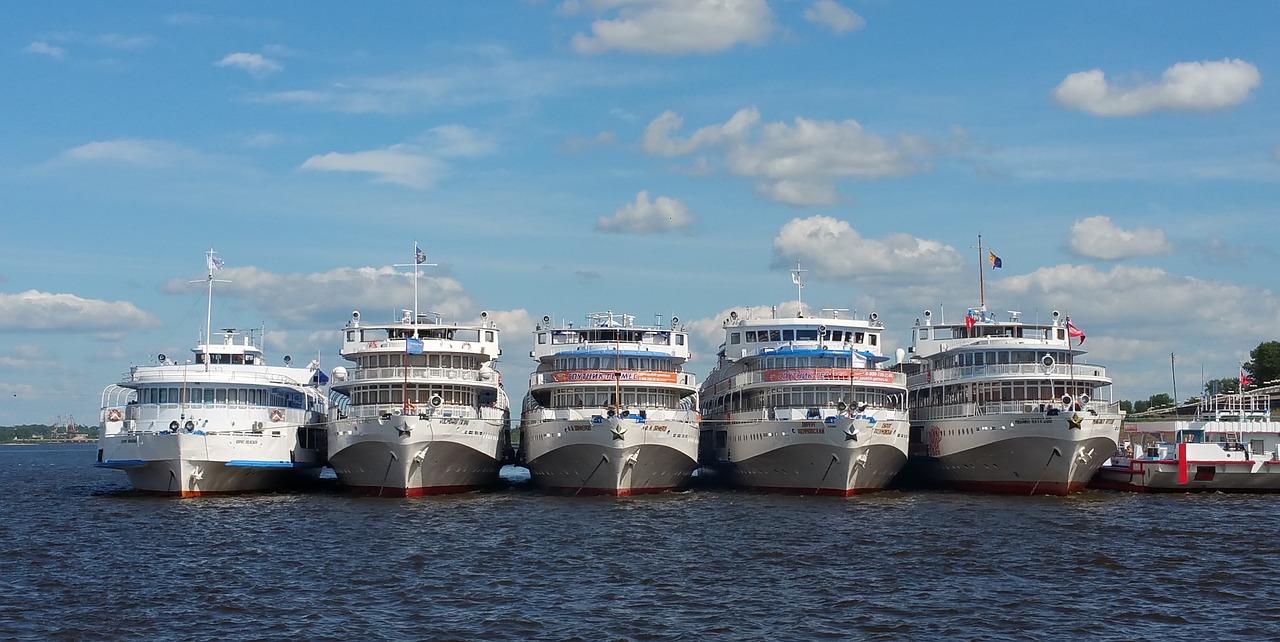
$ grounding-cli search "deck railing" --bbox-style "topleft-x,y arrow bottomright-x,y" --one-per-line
907,362 -> 1108,388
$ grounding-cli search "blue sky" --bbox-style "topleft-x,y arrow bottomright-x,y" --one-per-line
3,1 -> 1279,426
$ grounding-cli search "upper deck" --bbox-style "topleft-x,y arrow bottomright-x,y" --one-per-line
118,328 -> 314,388
909,307 -> 1074,359
531,311 -> 690,363
339,309 -> 501,362
716,308 -> 886,362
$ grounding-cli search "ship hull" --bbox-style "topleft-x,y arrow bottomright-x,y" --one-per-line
522,417 -> 699,495
1091,461 -> 1280,493
327,414 -> 504,496
728,442 -> 906,496
95,430 -> 323,497
903,413 -> 1120,495
710,414 -> 909,496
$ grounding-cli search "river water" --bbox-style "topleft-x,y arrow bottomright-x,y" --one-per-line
1,443 -> 1275,641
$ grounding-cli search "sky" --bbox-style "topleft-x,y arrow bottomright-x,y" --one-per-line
3,1 -> 1279,426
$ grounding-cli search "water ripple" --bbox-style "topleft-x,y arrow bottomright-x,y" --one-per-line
3,445 -> 1279,641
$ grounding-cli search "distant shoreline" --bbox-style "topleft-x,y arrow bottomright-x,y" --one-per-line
1,440 -> 95,446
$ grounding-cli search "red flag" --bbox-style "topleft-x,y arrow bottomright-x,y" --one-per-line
1241,369 -> 1253,388
965,313 -> 976,331
1066,319 -> 1085,345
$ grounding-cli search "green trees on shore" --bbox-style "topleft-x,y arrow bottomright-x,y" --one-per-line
0,424 -> 98,442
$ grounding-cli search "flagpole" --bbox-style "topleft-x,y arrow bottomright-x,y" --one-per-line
977,234 -> 985,310
394,241 -> 436,324
196,248 -> 229,372
792,262 -> 806,315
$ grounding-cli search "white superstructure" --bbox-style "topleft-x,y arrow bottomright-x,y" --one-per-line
1092,392 -> 1280,492
326,309 -> 511,496
900,306 -> 1122,494
520,312 -> 700,495
95,250 -> 328,496
699,302 -> 909,496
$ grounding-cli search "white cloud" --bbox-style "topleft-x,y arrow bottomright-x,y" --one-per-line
0,291 -> 161,332
258,52 -> 642,115
560,131 -> 618,153
300,146 -> 445,189
643,108 -> 929,205
997,263 -> 1280,341
217,52 -> 283,77
1053,58 -> 1261,116
95,33 -> 154,51
804,0 -> 865,34
162,265 -> 475,326
1068,216 -> 1173,260
596,190 -> 694,233
643,108 -> 760,156
59,139 -> 195,167
754,179 -> 835,206
772,217 -> 963,278
568,0 -> 774,55
422,125 -> 497,158
23,41 -> 67,59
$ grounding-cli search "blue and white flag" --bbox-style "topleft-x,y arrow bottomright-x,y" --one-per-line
406,337 -> 424,354
415,245 -> 426,265
207,253 -> 225,272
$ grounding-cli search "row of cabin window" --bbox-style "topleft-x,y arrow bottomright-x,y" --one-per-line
920,326 -> 1060,341
553,356 -> 678,371
357,354 -> 481,369
936,350 -> 1070,369
195,353 -> 259,365
543,330 -> 685,346
348,384 -> 475,406
135,386 -> 310,409
549,386 -> 681,409
759,356 -> 859,369
350,329 -> 491,343
730,329 -> 877,346
706,385 -> 898,413
909,381 -> 1101,405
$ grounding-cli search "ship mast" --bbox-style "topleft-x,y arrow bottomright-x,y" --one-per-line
197,248 -> 229,372
395,242 -> 437,322
977,234 -> 986,310
792,262 -> 807,316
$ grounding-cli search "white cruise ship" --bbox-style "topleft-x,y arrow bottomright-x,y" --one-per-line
899,306 -> 1122,494
699,277 -> 909,495
326,308 -> 511,496
519,312 -> 700,495
95,250 -> 328,496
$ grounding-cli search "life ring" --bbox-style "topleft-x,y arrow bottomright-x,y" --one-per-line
270,408 -> 284,422
106,408 -> 123,422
